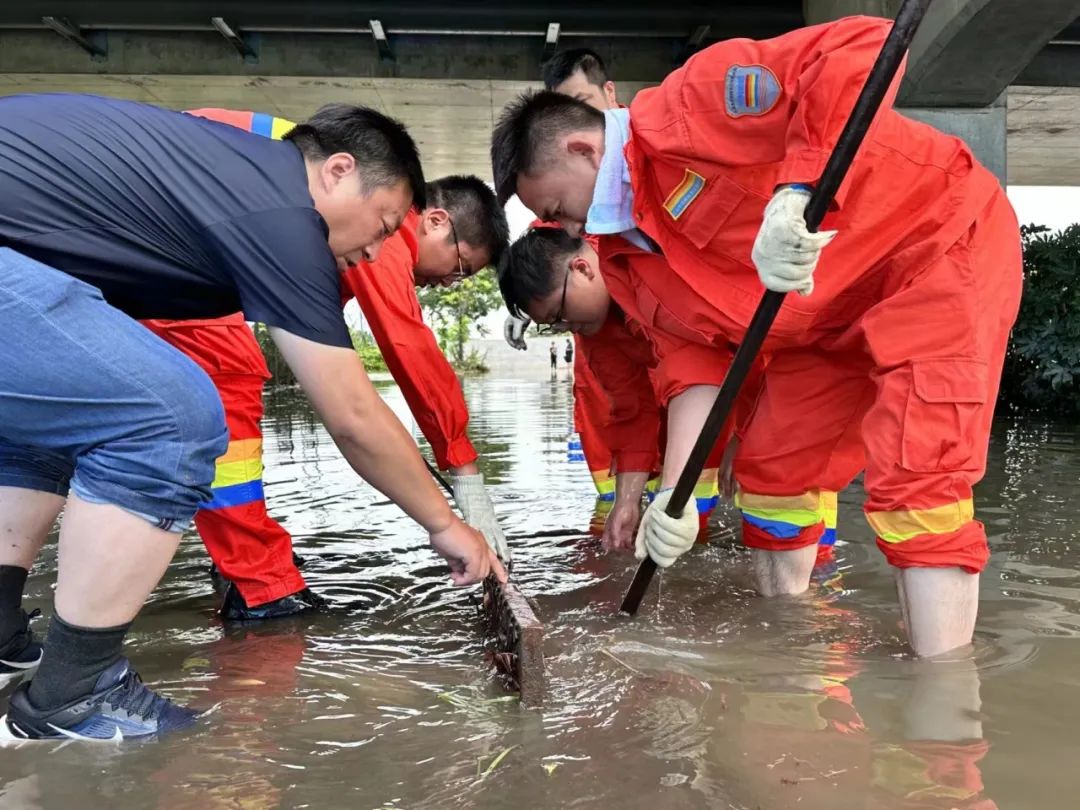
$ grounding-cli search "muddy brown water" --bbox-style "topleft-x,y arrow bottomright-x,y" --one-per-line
1,369 -> 1079,809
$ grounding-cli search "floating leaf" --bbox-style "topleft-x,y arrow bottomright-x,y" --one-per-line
479,745 -> 518,780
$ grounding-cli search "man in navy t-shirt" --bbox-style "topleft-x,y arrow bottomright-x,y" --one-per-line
0,94 -> 505,741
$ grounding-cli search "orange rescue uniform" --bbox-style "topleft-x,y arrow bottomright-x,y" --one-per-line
614,16 -> 1021,571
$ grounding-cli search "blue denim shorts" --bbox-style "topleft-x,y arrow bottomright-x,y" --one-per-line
0,248 -> 228,531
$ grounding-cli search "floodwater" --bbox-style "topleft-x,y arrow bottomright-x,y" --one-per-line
3,353 -> 1080,809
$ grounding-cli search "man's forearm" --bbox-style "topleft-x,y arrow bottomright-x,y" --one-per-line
329,398 -> 456,533
661,385 -> 721,490
615,471 -> 650,505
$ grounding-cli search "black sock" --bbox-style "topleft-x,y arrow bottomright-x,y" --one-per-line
0,566 -> 30,648
0,565 -> 28,610
27,614 -> 131,711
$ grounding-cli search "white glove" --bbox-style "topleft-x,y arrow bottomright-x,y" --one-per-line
503,314 -> 530,351
750,186 -> 837,297
634,489 -> 698,569
451,473 -> 511,564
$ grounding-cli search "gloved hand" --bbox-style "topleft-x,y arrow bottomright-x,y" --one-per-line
503,314 -> 530,351
451,473 -> 511,564
634,489 -> 698,568
751,185 -> 837,297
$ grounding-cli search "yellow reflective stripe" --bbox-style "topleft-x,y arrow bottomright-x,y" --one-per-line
741,506 -> 822,527
694,468 -> 719,500
212,439 -> 264,488
738,490 -> 823,513
216,438 -> 262,465
639,468 -> 717,498
591,470 -> 616,496
822,490 -> 838,530
212,457 -> 264,489
736,490 -> 825,528
270,116 -> 297,140
868,499 -> 974,543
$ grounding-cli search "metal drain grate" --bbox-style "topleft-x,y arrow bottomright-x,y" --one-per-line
482,575 -> 546,707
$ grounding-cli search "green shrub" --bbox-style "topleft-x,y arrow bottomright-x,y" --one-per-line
350,329 -> 388,373
255,323 -> 388,387
1001,224 -> 1080,416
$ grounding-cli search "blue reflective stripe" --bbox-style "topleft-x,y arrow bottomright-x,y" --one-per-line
695,495 -> 719,514
250,112 -> 274,138
202,480 -> 265,510
742,512 -> 806,539
597,492 -> 616,502
820,527 -> 837,547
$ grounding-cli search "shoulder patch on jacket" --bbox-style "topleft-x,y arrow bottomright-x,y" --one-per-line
663,169 -> 706,221
724,64 -> 781,118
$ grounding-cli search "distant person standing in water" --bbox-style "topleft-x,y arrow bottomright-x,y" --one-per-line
564,338 -> 574,366
550,341 -> 558,372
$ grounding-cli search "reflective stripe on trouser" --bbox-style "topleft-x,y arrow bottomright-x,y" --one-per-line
735,192 -> 1022,574
647,469 -> 719,515
736,490 -> 839,557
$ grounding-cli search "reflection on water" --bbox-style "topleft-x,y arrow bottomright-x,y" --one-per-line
2,374 -> 1080,809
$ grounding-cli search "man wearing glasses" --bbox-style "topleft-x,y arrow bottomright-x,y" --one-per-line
341,174 -> 512,585
143,108 -> 511,621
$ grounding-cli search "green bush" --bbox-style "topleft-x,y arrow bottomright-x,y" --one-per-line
1000,224 -> 1080,416
416,272 -> 501,371
350,329 -> 388,373
254,323 -> 388,387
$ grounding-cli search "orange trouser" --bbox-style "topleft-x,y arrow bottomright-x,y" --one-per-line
145,317 -> 305,606
572,345 -> 617,500
735,193 -> 1022,572
195,371 -> 306,605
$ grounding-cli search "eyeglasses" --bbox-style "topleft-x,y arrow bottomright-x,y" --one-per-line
536,268 -> 571,335
446,217 -> 470,283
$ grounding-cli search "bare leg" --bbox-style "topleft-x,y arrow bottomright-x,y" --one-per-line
751,545 -> 817,597
55,493 -> 181,628
0,486 -> 65,569
896,567 -> 978,659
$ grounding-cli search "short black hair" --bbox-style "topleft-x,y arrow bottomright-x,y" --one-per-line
542,48 -> 609,91
498,227 -> 584,318
285,103 -> 426,209
426,175 -> 509,268
491,90 -> 604,205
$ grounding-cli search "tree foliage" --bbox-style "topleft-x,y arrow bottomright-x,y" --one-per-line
1001,224 -> 1080,416
255,323 -> 387,389
416,272 -> 502,371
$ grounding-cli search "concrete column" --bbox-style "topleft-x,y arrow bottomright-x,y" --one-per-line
805,0 -> 1027,186
804,0 -> 904,25
899,96 -> 1007,186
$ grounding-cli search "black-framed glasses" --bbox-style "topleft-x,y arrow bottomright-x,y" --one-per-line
446,217 -> 469,283
537,267 -> 571,335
